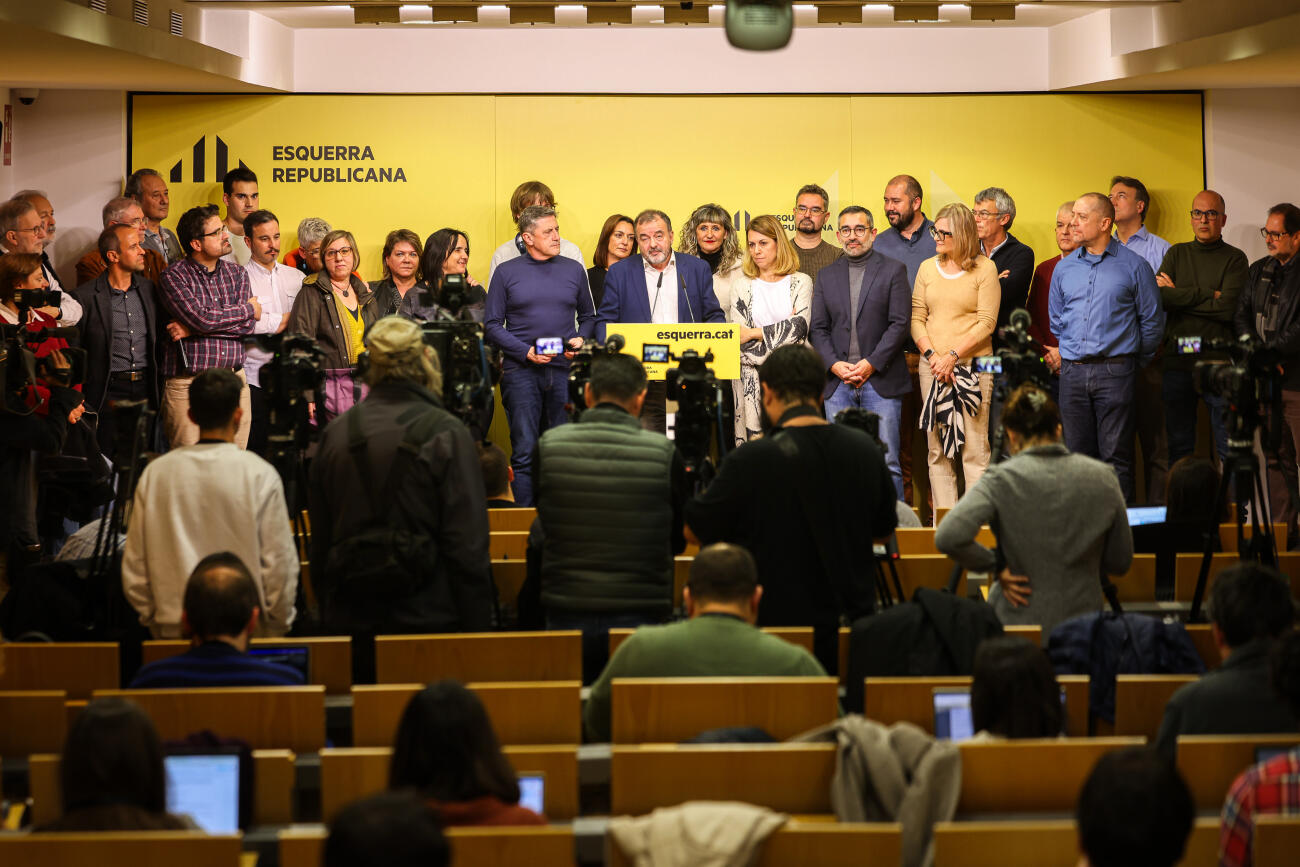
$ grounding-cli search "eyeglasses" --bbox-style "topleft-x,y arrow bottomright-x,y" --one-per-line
929,226 -> 954,241
795,205 -> 827,215
972,209 -> 1000,220
325,247 -> 354,259
13,224 -> 47,236
838,226 -> 873,237
202,225 -> 228,238
1261,228 -> 1293,241
1190,209 -> 1222,221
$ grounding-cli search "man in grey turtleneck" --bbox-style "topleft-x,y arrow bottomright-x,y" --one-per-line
809,206 -> 913,499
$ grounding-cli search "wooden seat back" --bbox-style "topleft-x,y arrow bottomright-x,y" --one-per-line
1176,734 -> 1300,809
609,822 -> 902,867
1116,554 -> 1157,602
492,559 -> 528,610
607,626 -> 814,657
610,744 -> 837,816
374,631 -> 582,683
1218,522 -> 1286,554
27,749 -> 296,828
0,832 -> 242,866
0,643 -> 119,699
488,507 -> 537,532
957,738 -> 1145,814
94,686 -> 326,752
139,636 -> 353,694
894,526 -> 996,555
863,675 -> 1090,737
489,530 -> 529,559
351,681 -> 582,746
1177,552 -> 1300,601
894,554 -> 968,598
0,690 -> 67,755
1256,815 -> 1300,867
1113,675 -> 1198,740
318,745 -> 579,822
281,826 -> 573,867
1183,624 -> 1220,670
836,625 -> 1040,687
610,677 -> 839,743
933,817 -> 1219,866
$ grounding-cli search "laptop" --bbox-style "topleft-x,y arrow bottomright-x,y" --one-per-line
247,645 -> 310,681
164,746 -> 249,832
1126,506 -> 1167,527
933,686 -> 1069,742
518,773 -> 545,815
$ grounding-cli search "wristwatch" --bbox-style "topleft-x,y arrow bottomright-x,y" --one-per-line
948,349 -> 959,359
923,349 -> 934,359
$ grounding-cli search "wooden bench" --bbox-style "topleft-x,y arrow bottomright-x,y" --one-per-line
1113,675 -> 1198,740
933,817 -> 1220,866
489,530 -> 529,559
1177,552 -> 1300,600
0,690 -> 67,755
609,822 -> 902,866
139,636 -> 353,694
318,745 -> 579,822
608,626 -> 814,657
1116,554 -> 1157,602
610,677 -> 840,743
0,643 -> 119,699
27,749 -> 296,827
957,737 -> 1145,814
893,526 -> 996,555
863,675 -> 1090,737
94,686 -> 326,752
488,507 -> 536,532
1256,815 -> 1300,867
1219,522 -> 1286,554
834,625 -> 1043,686
1184,623 -> 1220,670
351,681 -> 582,746
374,631 -> 582,683
610,743 -> 837,816
1177,734 -> 1300,809
492,559 -> 529,610
281,826 -> 574,867
0,832 -> 242,866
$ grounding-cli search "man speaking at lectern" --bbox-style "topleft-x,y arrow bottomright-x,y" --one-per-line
597,209 -> 725,433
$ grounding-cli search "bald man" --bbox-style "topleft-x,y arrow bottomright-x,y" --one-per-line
1156,190 -> 1249,466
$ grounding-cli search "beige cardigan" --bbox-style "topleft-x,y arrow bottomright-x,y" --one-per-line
910,255 -> 1001,361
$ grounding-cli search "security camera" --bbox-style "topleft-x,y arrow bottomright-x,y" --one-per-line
14,89 -> 39,106
725,0 -> 792,51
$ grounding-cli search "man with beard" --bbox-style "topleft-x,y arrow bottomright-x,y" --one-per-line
684,344 -> 897,674
242,209 -> 303,455
809,206 -> 911,498
874,174 -> 937,507
790,184 -> 843,281
597,208 -> 725,433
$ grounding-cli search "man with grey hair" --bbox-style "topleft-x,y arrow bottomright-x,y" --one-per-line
285,216 -> 332,276
310,315 -> 495,681
597,208 -> 725,433
125,168 -> 183,263
75,196 -> 167,285
973,186 -> 1035,342
484,205 -> 595,505
0,195 -> 82,324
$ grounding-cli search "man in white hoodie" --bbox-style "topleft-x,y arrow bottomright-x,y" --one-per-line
122,368 -> 297,638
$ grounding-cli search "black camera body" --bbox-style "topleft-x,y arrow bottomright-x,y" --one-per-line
419,319 -> 492,430
247,332 -> 326,448
974,307 -> 1054,393
1185,333 -> 1281,448
666,348 -> 732,485
566,334 -> 626,416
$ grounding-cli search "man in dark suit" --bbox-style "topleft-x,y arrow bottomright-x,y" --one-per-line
809,206 -> 912,499
72,224 -> 161,457
1154,562 -> 1298,757
596,208 -> 725,433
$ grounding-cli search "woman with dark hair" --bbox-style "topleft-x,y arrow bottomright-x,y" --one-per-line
38,697 -> 190,831
679,203 -> 743,313
371,228 -> 429,316
588,214 -> 636,310
1166,457 -> 1228,526
389,680 -> 546,826
971,636 -> 1064,738
935,383 -> 1132,632
409,228 -> 486,322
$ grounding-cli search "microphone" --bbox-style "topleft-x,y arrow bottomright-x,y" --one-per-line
606,334 -> 626,353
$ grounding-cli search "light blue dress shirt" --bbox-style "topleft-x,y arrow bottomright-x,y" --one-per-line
1049,237 -> 1166,364
1115,225 -> 1171,277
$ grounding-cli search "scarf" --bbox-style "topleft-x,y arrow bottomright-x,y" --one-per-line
919,363 -> 983,459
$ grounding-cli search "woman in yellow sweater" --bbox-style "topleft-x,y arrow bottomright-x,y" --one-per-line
910,202 -> 1001,509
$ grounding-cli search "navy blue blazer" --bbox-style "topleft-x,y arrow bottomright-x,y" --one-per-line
596,252 -> 724,342
808,251 -> 912,400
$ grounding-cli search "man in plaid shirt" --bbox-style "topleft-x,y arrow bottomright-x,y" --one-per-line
158,203 -> 261,448
1220,628 -> 1300,867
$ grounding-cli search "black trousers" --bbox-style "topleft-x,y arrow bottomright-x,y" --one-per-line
95,378 -> 151,459
248,383 -> 269,457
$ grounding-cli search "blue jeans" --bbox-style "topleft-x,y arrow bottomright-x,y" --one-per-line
1060,356 -> 1138,502
825,380 -> 904,500
546,610 -> 659,684
1163,366 -> 1229,465
500,363 -> 571,506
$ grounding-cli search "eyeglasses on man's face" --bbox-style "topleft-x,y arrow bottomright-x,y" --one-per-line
1190,209 -> 1222,221
795,205 -> 826,216
838,226 -> 872,237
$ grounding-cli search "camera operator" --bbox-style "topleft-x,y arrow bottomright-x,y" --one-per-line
684,344 -> 896,674
934,383 -> 1132,633
534,350 -> 687,682
309,316 -> 495,683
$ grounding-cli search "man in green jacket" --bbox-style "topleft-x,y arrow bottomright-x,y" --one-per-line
1157,189 -> 1250,465
583,543 -> 827,742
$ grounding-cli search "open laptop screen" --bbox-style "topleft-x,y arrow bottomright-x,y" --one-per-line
164,751 -> 242,832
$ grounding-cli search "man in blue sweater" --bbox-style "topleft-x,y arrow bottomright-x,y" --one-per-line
484,205 -> 596,506
129,552 -> 306,688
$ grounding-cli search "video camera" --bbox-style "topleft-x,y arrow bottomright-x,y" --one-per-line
666,347 -> 732,488
567,333 -> 627,417
973,308 -> 1054,392
1178,333 -> 1283,450
1,286 -> 86,413
246,332 -> 326,452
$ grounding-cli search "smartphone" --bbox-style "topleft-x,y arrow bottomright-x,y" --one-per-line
534,337 -> 563,356
1177,336 -> 1202,355
973,355 -> 1002,375
642,343 -> 670,363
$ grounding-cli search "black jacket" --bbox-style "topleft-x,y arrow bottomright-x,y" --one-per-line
308,380 -> 495,633
990,233 -> 1036,340
71,271 -> 162,411
1235,255 -> 1300,390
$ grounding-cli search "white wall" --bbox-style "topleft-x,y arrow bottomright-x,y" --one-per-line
1204,87 -> 1300,261
11,89 -> 126,283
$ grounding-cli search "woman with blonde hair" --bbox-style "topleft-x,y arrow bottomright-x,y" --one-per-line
911,202 -> 1000,509
729,214 -> 813,443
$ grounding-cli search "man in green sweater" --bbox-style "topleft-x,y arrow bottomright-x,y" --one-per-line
582,542 -> 827,742
1157,190 -> 1250,465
